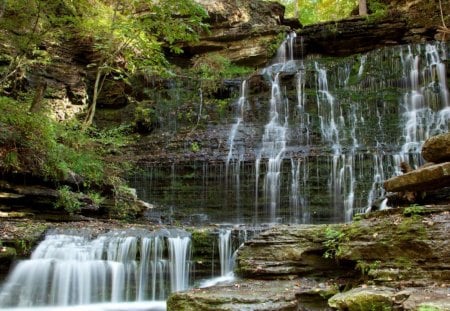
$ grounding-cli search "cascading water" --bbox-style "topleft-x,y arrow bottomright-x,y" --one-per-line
0,229 -> 191,310
130,40 -> 449,225
218,229 -> 233,276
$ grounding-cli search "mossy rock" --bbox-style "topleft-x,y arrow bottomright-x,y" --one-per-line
418,302 -> 450,311
328,286 -> 395,311
0,246 -> 16,259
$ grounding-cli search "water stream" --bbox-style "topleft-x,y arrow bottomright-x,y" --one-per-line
0,229 -> 191,310
131,40 -> 449,224
0,37 -> 449,310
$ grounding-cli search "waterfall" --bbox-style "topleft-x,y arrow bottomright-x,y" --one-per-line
168,235 -> 191,293
258,71 -> 288,222
0,229 -> 192,308
218,229 -> 233,276
129,41 -> 449,225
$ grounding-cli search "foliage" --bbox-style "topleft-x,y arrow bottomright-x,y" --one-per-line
133,104 -> 158,134
0,0 -> 71,92
266,32 -> 288,58
323,226 -> 346,259
76,0 -> 209,127
107,176 -> 141,220
356,260 -> 381,278
367,1 -> 388,20
190,142 -> 200,153
0,96 -> 130,195
403,204 -> 425,217
190,54 -> 253,95
54,185 -> 82,214
270,0 -> 358,25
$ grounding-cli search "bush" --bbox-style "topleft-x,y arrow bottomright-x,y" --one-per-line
54,185 -> 81,214
0,96 -> 128,187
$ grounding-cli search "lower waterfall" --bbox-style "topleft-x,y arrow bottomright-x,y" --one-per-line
0,229 -> 192,310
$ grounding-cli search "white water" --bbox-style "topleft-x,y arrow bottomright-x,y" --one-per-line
0,230 -> 192,309
0,301 -> 166,311
218,229 -> 233,276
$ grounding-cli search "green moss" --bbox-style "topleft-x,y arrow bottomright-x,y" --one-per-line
189,229 -> 216,261
418,305 -> 441,311
0,246 -> 17,259
403,204 -> 426,216
397,216 -> 426,239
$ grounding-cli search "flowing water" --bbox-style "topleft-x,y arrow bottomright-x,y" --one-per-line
131,40 -> 449,225
1,38 -> 449,310
0,229 -> 192,310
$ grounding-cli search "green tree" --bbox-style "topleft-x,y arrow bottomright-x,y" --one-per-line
0,0 -> 49,92
270,0 -> 359,25
77,0 -> 208,128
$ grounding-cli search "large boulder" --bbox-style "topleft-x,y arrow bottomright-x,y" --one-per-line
422,132 -> 450,163
383,162 -> 450,192
328,286 -> 395,311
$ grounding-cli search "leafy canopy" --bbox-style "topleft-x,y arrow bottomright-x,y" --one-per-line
75,0 -> 208,74
272,0 -> 358,25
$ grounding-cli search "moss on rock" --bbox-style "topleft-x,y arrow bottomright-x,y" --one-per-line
328,286 -> 395,311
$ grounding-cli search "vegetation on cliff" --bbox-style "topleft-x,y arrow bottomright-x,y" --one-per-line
0,0 -> 213,218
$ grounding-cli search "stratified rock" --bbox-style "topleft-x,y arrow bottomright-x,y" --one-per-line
298,16 -> 408,57
181,0 -> 291,66
328,286 -> 395,310
167,279 -> 300,311
160,208 -> 450,310
235,224 -> 341,279
401,288 -> 450,310
383,162 -> 450,192
422,133 -> 450,163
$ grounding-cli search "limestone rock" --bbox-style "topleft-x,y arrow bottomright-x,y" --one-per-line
167,279 -> 300,311
160,208 -> 450,310
297,16 -> 408,57
235,224 -> 341,279
328,286 -> 395,310
422,133 -> 450,163
181,0 -> 291,66
383,162 -> 450,192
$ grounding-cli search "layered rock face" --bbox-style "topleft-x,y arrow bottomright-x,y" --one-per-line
182,0 -> 294,66
167,206 -> 450,310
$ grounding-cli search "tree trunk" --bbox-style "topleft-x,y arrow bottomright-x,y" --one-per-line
83,67 -> 102,129
359,0 -> 367,16
29,80 -> 47,113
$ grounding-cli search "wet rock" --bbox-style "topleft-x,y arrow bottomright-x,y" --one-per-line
401,287 -> 450,310
422,133 -> 450,164
235,224 -> 342,279
167,279 -> 300,311
383,162 -> 450,192
328,286 -> 395,310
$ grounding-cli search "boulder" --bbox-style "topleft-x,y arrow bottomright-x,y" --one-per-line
421,133 -> 450,163
383,162 -> 450,192
167,279 -> 300,311
328,286 -> 395,311
235,224 -> 342,279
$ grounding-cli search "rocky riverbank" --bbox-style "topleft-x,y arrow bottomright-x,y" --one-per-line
167,205 -> 450,310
